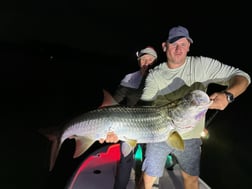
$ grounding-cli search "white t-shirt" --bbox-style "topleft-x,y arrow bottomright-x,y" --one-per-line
141,56 -> 251,139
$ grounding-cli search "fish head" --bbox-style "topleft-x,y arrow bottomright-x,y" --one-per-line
169,90 -> 212,134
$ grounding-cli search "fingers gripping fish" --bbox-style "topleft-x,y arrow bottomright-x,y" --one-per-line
40,89 -> 211,171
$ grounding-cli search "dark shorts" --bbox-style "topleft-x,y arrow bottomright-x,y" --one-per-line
141,138 -> 202,177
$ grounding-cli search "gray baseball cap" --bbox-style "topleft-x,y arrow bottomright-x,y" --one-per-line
137,46 -> 158,59
167,26 -> 193,44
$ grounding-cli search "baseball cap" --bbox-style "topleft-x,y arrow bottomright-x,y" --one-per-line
136,46 -> 158,59
167,26 -> 193,44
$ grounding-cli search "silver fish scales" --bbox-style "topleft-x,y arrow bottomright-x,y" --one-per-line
62,104 -> 174,144
41,89 -> 211,171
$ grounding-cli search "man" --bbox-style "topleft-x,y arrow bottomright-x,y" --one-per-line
138,25 -> 251,189
112,46 -> 158,107
100,46 -> 158,189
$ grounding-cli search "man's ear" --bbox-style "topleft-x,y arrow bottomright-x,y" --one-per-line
162,42 -> 167,52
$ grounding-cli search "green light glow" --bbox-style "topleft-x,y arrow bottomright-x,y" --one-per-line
134,144 -> 143,161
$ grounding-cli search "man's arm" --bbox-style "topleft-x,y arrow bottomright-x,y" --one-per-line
209,75 -> 250,110
225,75 -> 250,98
135,100 -> 154,106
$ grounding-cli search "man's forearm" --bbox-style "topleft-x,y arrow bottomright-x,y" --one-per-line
226,75 -> 250,98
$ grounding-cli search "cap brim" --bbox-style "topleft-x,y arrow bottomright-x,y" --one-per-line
168,36 -> 193,44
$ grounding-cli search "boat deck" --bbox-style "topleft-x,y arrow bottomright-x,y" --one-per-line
66,143 -> 211,189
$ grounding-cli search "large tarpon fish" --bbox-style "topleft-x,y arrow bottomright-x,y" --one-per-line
40,89 -> 211,171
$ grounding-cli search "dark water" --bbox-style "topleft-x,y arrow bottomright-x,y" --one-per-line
1,47 -> 251,189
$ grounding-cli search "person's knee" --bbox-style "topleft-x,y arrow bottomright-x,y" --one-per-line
143,172 -> 157,189
181,171 -> 199,189
181,171 -> 198,180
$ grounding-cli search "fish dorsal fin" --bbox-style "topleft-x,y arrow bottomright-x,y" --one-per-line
99,89 -> 118,108
167,131 -> 184,151
73,136 -> 95,158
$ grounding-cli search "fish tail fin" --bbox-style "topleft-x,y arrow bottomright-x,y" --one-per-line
37,127 -> 62,172
167,131 -> 184,151
48,136 -> 62,171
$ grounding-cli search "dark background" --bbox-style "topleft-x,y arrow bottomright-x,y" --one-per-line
1,1 -> 251,189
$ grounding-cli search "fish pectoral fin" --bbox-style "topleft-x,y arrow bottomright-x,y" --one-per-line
167,131 -> 184,151
120,139 -> 137,157
121,140 -> 136,157
74,136 -> 95,158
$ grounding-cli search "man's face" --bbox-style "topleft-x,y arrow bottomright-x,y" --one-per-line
139,54 -> 156,68
166,37 -> 190,63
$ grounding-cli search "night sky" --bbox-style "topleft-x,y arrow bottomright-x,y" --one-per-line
1,1 -> 251,189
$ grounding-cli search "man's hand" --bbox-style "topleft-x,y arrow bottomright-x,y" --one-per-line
99,131 -> 119,144
209,92 -> 229,110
